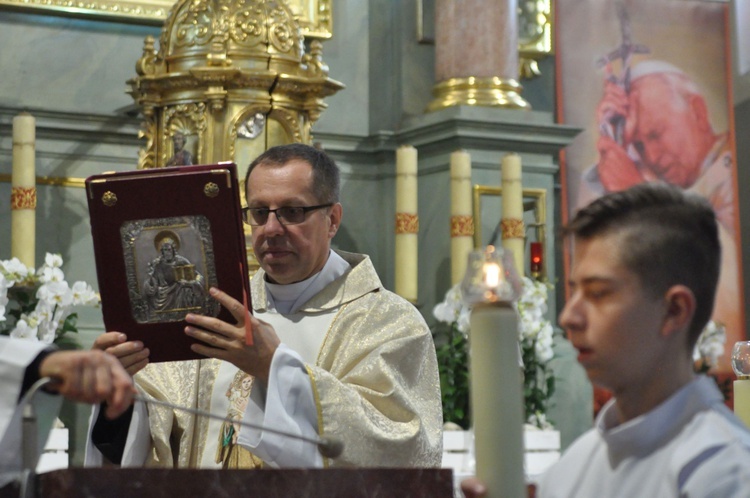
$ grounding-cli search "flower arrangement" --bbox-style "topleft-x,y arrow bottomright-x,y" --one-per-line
433,277 -> 556,429
693,320 -> 731,400
0,253 -> 99,346
693,320 -> 726,373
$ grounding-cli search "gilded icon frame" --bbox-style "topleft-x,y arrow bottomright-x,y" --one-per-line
0,0 -> 333,39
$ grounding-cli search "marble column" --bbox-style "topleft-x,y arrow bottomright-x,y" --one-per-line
428,0 -> 529,111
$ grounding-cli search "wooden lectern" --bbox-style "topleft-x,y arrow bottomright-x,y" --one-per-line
21,468 -> 454,497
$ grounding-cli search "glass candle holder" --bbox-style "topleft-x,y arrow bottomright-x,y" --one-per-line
732,341 -> 750,379
460,245 -> 522,306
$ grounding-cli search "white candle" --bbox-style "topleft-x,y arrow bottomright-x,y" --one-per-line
395,145 -> 418,302
470,302 -> 526,498
501,153 -> 524,276
450,150 -> 474,285
11,113 -> 36,269
734,379 -> 750,427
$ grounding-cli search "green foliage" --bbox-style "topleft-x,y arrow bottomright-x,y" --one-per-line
433,321 -> 470,428
521,337 -> 556,427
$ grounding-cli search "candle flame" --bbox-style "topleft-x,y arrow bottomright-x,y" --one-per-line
484,262 -> 501,288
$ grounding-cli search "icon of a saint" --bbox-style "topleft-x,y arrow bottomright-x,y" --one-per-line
142,230 -> 206,315
166,132 -> 193,167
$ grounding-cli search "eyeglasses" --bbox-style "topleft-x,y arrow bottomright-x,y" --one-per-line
241,204 -> 333,226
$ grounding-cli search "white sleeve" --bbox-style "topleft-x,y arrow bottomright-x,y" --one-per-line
0,337 -> 47,439
236,343 -> 322,468
83,396 -> 152,467
679,442 -> 750,497
0,338 -> 61,482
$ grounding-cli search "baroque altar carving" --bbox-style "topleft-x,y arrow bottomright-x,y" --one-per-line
128,0 -> 344,174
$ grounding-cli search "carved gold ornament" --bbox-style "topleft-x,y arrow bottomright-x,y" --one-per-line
128,0 -> 343,169
102,191 -> 118,207
204,182 -> 220,198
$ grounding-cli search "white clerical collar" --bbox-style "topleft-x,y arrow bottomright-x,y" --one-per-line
265,250 -> 350,314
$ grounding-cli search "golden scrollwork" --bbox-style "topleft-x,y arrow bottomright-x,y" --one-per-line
0,0 -> 333,40
128,0 -> 343,169
518,0 -> 554,79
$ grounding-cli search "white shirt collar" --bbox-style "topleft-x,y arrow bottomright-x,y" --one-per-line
264,250 -> 351,314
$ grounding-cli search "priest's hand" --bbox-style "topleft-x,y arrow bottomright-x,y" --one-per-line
460,478 -> 537,498
185,287 -> 280,385
92,332 -> 150,376
39,350 -> 136,419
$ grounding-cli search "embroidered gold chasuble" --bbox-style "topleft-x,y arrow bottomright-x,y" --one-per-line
131,251 -> 443,468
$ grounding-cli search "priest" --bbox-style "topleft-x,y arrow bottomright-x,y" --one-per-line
85,143 -> 443,469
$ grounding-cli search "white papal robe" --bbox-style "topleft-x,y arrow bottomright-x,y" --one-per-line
85,250 -> 443,469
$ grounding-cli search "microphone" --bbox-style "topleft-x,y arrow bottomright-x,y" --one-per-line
133,394 -> 344,459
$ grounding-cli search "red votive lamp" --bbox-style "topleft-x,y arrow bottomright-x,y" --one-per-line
530,242 -> 543,279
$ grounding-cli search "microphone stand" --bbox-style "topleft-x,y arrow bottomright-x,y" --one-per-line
17,377 -> 53,498
133,394 -> 344,459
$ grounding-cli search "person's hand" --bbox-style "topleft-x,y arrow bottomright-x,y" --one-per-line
596,135 -> 645,192
39,350 -> 135,419
92,332 -> 150,377
460,477 -> 487,498
185,287 -> 280,385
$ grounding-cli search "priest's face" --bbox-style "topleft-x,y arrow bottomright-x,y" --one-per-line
246,159 -> 342,284
558,233 -> 670,397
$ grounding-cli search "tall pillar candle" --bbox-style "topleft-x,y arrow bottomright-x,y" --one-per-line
450,150 -> 474,285
395,145 -> 418,303
734,379 -> 750,427
11,113 -> 36,269
732,341 -> 750,427
500,153 -> 524,276
470,303 -> 526,498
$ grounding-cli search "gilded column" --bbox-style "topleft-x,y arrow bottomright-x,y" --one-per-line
450,150 -> 474,285
428,0 -> 529,111
11,113 -> 36,269
395,145 -> 419,303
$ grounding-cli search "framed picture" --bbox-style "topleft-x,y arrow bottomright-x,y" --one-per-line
557,0 -> 743,371
472,185 -> 547,279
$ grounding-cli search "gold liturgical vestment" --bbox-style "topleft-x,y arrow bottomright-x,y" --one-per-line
113,251 -> 443,468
